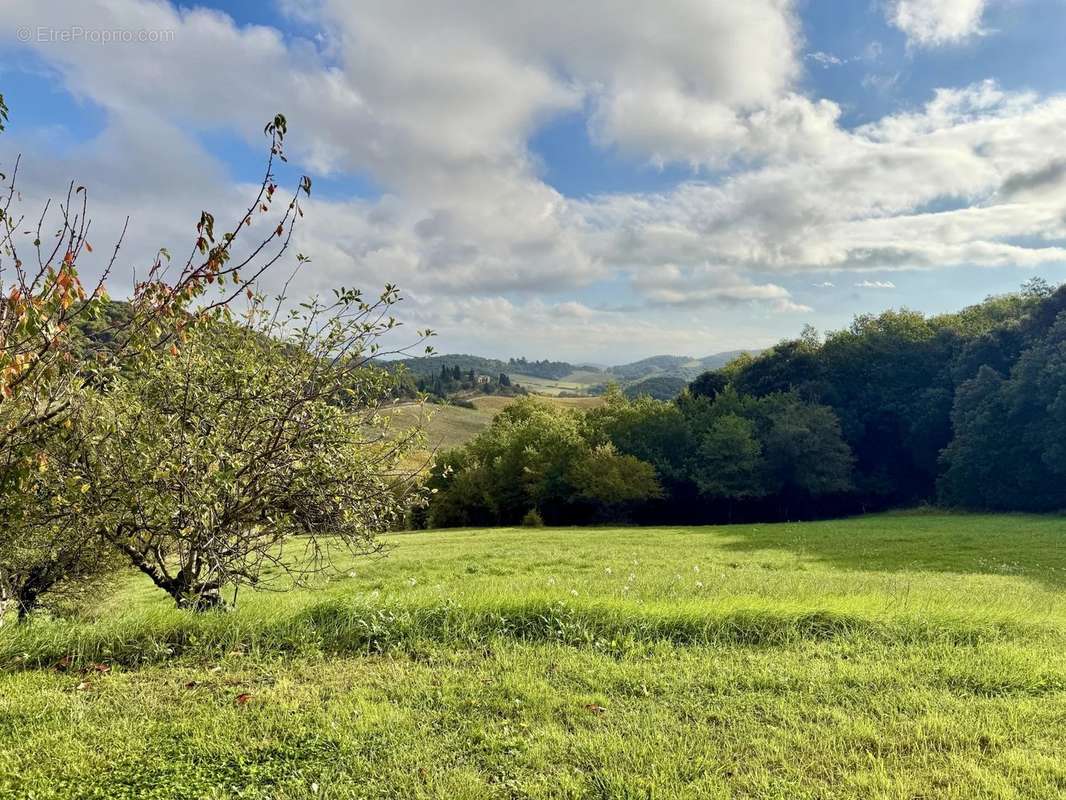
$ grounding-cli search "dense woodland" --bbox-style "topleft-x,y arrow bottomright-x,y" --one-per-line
422,279 -> 1066,526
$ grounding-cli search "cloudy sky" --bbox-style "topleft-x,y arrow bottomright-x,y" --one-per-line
4,0 -> 1066,362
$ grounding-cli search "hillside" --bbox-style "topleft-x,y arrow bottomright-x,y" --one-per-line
606,350 -> 748,381
387,394 -> 606,460
389,349 -> 755,398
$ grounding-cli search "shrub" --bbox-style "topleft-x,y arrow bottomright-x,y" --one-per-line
521,509 -> 545,527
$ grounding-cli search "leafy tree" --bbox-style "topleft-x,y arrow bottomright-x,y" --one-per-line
940,311 -> 1066,511
690,413 -> 763,499
678,388 -> 850,506
754,394 -> 853,498
0,108 -> 330,619
689,370 -> 728,399
938,367 -> 1016,509
583,389 -> 692,484
77,289 -> 426,610
567,443 -> 662,518
0,408 -> 120,622
427,397 -> 659,526
623,374 -> 688,400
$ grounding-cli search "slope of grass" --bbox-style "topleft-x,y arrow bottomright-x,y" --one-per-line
2,513 -> 1065,798
387,395 -> 605,461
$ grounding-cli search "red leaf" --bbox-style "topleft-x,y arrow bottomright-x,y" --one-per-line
234,692 -> 253,706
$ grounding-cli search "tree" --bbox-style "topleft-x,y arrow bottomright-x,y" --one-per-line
0,407 -> 120,622
690,413 -> 763,499
938,366 -> 1014,509
1021,276 -> 1053,299
426,397 -> 660,526
567,443 -> 662,519
689,370 -> 728,399
0,107 -> 330,619
939,311 -> 1066,511
755,394 -> 853,499
77,288 -> 426,610
583,389 -> 692,484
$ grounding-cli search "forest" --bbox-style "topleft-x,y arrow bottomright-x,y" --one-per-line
422,279 -> 1066,526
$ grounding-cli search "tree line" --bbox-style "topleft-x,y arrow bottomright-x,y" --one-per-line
390,362 -> 523,401
422,278 -> 1066,527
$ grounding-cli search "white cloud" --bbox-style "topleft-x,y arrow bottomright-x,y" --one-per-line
806,51 -> 846,68
1,3 -> 1064,359
854,281 -> 897,289
579,81 -> 1066,286
888,0 -> 991,47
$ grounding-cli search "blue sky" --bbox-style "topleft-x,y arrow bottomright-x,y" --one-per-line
3,0 -> 1066,361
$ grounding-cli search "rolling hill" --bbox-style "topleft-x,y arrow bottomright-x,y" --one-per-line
389,349 -> 756,398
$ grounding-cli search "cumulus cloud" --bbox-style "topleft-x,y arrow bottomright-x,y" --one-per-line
0,2 -> 1062,358
580,80 -> 1066,285
888,0 -> 991,47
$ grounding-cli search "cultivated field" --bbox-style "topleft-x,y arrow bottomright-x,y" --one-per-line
508,371 -> 607,396
1,512 -> 1064,798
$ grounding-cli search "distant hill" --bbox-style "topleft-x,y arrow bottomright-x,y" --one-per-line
386,354 -> 510,378
609,351 -> 752,381
388,349 -> 756,397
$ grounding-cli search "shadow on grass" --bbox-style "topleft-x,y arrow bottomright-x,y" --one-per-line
713,512 -> 1066,589
1,593 -> 1053,672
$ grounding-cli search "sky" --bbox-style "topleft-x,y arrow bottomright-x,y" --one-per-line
3,0 -> 1066,363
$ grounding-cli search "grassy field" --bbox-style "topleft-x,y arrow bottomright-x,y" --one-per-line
2,512 -> 1065,798
508,371 -> 607,396
387,395 -> 605,456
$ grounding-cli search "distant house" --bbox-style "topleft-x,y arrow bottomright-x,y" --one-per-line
476,374 -> 491,385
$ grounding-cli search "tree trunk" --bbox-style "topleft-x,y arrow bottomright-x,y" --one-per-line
111,537 -> 227,612
16,587 -> 41,622
12,565 -> 50,623
175,581 -> 226,612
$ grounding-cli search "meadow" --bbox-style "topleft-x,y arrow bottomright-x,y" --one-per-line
387,395 -> 605,458
505,371 -> 607,396
1,512 -> 1065,799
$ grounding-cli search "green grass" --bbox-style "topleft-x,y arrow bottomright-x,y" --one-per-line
2,512 -> 1065,798
387,396 -> 605,462
387,401 -> 499,452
